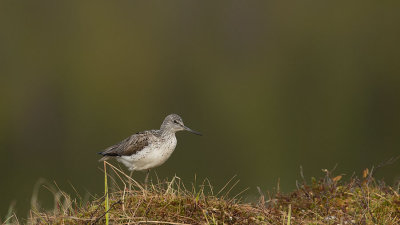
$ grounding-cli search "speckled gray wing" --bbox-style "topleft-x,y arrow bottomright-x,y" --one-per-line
98,131 -> 152,161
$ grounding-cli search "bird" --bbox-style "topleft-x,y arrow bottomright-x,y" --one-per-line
98,114 -> 201,185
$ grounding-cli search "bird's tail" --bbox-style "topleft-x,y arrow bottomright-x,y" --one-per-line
97,152 -> 110,162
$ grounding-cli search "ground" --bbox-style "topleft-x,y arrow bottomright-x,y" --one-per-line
4,163 -> 400,225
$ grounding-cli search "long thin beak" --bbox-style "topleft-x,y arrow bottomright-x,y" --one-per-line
182,125 -> 202,136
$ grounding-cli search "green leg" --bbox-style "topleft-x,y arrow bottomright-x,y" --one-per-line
145,169 -> 150,188
128,171 -> 134,190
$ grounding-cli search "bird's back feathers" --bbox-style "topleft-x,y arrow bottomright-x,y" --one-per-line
98,131 -> 156,161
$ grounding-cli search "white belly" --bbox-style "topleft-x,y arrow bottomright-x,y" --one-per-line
117,136 -> 177,171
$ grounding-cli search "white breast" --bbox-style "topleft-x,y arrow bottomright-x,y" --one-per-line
117,135 -> 177,171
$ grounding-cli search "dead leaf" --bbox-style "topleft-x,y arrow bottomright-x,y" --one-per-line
333,175 -> 342,182
363,168 -> 369,178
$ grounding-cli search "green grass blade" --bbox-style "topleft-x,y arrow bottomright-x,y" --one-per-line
286,204 -> 291,225
104,162 -> 109,225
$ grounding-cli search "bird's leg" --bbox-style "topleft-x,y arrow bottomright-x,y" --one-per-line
128,171 -> 134,190
144,169 -> 150,189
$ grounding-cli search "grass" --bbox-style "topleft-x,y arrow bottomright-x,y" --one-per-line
104,162 -> 109,225
3,162 -> 400,224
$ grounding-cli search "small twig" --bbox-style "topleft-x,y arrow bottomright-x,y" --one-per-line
228,187 -> 250,204
216,175 -> 237,197
91,200 -> 122,225
369,155 -> 400,181
277,178 -> 280,194
88,196 -> 106,222
256,186 -> 265,207
204,178 -> 214,196
105,161 -> 144,191
299,165 -> 306,185
223,179 -> 240,200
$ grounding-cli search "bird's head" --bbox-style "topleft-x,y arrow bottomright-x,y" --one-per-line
161,114 -> 202,135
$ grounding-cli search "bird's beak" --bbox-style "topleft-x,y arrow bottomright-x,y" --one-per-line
182,125 -> 202,136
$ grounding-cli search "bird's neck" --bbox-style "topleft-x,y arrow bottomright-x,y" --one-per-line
160,129 -> 176,139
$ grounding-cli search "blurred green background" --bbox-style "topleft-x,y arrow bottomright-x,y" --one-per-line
1,1 -> 400,218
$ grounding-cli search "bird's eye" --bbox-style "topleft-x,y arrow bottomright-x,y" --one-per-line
173,120 -> 178,124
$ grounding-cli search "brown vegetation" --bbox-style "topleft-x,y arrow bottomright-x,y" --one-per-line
3,163 -> 400,225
